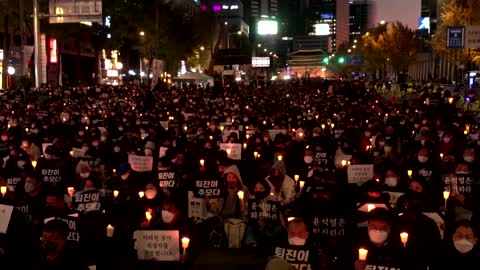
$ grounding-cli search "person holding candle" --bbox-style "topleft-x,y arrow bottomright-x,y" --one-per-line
354,208 -> 405,270
20,137 -> 41,162
220,165 -> 249,220
265,161 -> 296,207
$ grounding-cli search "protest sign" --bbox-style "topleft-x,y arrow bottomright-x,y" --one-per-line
347,164 -> 374,185
224,218 -> 247,248
73,189 -> 104,212
443,174 -> 474,195
159,147 -> 168,158
188,192 -> 207,219
42,143 -> 53,154
15,203 -> 32,223
0,204 -> 14,234
160,121 -> 169,130
6,177 -> 22,192
248,200 -> 281,223
193,180 -> 223,198
128,155 -> 153,172
41,167 -> 63,183
385,191 -> 405,207
333,129 -> 345,139
78,157 -> 105,175
158,171 -> 178,188
274,246 -> 312,270
44,214 -> 80,242
314,150 -> 329,167
72,147 -> 86,158
311,215 -> 348,238
221,130 -> 240,143
219,143 -> 242,160
267,129 -> 283,140
134,230 -> 180,261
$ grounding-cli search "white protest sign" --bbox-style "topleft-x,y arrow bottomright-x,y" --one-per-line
188,191 -> 207,220
222,130 -> 239,143
219,143 -> 242,160
268,129 -> 282,140
159,147 -> 168,158
128,155 -> 153,172
72,148 -> 86,158
347,164 -> 374,185
0,204 -> 14,233
134,230 -> 180,261
42,143 -> 53,154
160,121 -> 169,130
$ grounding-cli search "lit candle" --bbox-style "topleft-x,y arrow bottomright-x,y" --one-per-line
31,160 -> 37,169
299,132 -> 304,137
443,190 -> 450,200
367,204 -> 376,212
226,149 -> 232,156
263,120 -> 267,125
440,153 -> 444,160
145,211 -> 152,223
358,248 -> 368,261
113,190 -> 119,198
106,224 -> 115,238
347,161 -> 351,165
246,134 -> 250,139
138,191 -> 145,199
287,217 -> 296,222
209,136 -> 213,140
400,232 -> 409,247
237,190 -> 244,201
341,160 -> 347,167
448,97 -> 454,104
0,186 -> 6,196
299,181 -> 305,190
67,187 -> 75,197
184,126 -> 188,131
407,170 -> 413,178
69,150 -> 74,157
113,169 -> 116,174
294,175 -> 300,182
464,130 -> 468,135
200,159 -> 205,167
321,124 -> 325,129
243,143 -> 247,150
181,237 -> 190,249
254,151 -> 259,159
331,123 -> 335,129
220,126 -> 224,131
278,155 -> 283,161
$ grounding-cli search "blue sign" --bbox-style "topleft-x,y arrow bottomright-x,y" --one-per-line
447,26 -> 465,48
346,55 -> 364,65
418,17 -> 430,33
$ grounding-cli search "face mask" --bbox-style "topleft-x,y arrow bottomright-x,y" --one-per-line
162,210 -> 175,224
454,239 -> 474,254
464,155 -> 475,163
304,156 -> 313,164
1,136 -> 7,141
17,160 -> 26,168
243,117 -> 248,122
368,230 -> 388,245
385,177 -> 398,187
25,183 -> 35,193
145,189 -> 157,200
101,136 -> 107,142
145,149 -> 153,156
378,141 -> 385,147
82,146 -> 89,152
264,137 -> 269,142
443,137 -> 451,143
418,156 -> 429,163
414,124 -> 420,129
364,131 -> 371,137
114,146 -> 121,153
136,121 -> 141,125
79,131 -> 84,136
80,172 -> 90,179
92,141 -> 99,147
118,127 -> 124,132
288,237 -> 306,246
33,128 -> 39,134
281,129 -> 287,135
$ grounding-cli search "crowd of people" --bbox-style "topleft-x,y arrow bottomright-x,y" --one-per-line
0,80 -> 479,270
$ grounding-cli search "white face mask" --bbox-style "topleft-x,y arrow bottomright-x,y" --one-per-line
114,146 -> 121,153
80,172 -> 90,179
385,177 -> 398,187
162,210 -> 175,224
17,160 -> 26,168
443,137 -> 451,143
145,189 -> 157,200
384,146 -> 392,153
288,237 -> 306,246
304,156 -> 313,164
464,155 -> 475,163
101,136 -> 107,142
145,149 -> 153,156
364,131 -> 371,137
121,173 -> 129,180
454,239 -> 474,254
418,156 -> 429,163
368,230 -> 388,245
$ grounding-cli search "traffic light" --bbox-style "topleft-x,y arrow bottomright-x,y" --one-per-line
338,57 -> 345,64
323,57 -> 329,64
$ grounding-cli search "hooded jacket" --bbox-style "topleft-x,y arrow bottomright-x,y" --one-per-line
266,161 -> 296,206
221,165 -> 250,220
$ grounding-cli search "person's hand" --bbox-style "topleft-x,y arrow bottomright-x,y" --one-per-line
354,260 -> 366,270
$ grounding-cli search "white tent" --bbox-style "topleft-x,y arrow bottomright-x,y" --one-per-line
176,72 -> 214,87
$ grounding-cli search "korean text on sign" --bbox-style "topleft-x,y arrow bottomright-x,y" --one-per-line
134,230 -> 180,261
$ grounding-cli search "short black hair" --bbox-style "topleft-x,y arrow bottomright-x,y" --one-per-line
454,219 -> 478,239
368,208 -> 393,225
43,219 -> 69,238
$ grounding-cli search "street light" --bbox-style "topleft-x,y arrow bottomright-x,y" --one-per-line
354,39 -> 358,43
348,49 -> 351,53
200,46 -> 205,51
352,45 -> 356,49
257,44 -> 262,47
237,31 -> 241,35
264,48 -> 267,52
139,31 -> 145,36
380,20 -> 386,25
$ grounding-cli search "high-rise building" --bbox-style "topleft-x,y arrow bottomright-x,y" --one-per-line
250,0 -> 278,18
349,0 -> 370,38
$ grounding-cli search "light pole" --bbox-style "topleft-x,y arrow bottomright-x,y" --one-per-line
33,0 -> 40,88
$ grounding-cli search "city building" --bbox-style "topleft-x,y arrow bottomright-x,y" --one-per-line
349,0 -> 370,38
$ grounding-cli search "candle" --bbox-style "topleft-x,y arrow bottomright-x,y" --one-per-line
331,123 -> 335,129
341,160 -> 347,167
321,124 -> 325,129
407,170 -> 413,178
106,224 -> 115,237
347,161 -> 351,165
243,143 -> 247,150
145,211 -> 152,222
226,149 -> 231,156
263,120 -> 267,125
294,175 -> 300,182
113,190 -> 119,198
358,248 -> 368,261
367,204 -> 376,212
31,160 -> 37,169
69,150 -> 74,157
139,191 -> 145,198
209,135 -> 213,140
287,217 -> 296,222
237,190 -> 244,201
113,169 -> 116,174
0,186 -> 6,196
278,155 -> 283,161
400,232 -> 408,247
254,151 -> 259,159
440,153 -> 444,160
220,126 -> 224,131
67,187 -> 75,197
464,130 -> 468,135
299,181 -> 305,190
246,134 -> 250,139
181,237 -> 190,249
183,126 -> 188,131
200,159 -> 205,167
448,97 -> 454,104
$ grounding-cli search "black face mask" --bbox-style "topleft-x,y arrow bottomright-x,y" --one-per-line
43,241 -> 57,255
254,191 -> 268,200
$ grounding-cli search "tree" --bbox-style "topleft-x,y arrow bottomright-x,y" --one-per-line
358,24 -> 388,75
431,0 -> 480,67
377,22 -> 417,75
